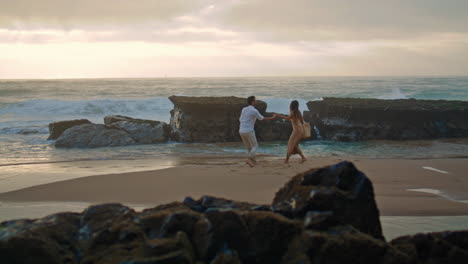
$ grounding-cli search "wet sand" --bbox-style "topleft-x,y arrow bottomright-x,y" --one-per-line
1,157 -> 468,216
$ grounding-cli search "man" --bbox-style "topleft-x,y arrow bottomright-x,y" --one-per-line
239,96 -> 276,167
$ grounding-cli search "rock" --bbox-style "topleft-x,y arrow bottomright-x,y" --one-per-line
183,195 -> 271,213
255,115 -> 292,141
390,231 -> 468,264
169,96 -> 291,142
243,211 -> 302,263
105,115 -> 171,144
272,161 -> 383,239
0,213 -> 81,264
55,123 -> 135,148
47,119 -> 91,140
305,98 -> 468,141
281,227 -> 411,264
210,249 -> 242,264
112,121 -> 169,144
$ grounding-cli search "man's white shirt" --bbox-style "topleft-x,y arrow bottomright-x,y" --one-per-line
239,105 -> 264,134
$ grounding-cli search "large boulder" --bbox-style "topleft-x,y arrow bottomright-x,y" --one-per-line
104,115 -> 171,143
55,123 -> 135,148
0,213 -> 81,264
305,98 -> 468,141
169,96 -> 291,142
47,119 -> 91,140
272,161 -> 383,239
390,231 -> 468,264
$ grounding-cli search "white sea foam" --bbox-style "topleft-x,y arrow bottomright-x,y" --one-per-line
378,88 -> 408,100
407,188 -> 468,203
262,97 -> 310,114
422,166 -> 449,174
0,97 -> 174,126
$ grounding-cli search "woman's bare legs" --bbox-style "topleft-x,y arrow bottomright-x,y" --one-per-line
297,147 -> 307,163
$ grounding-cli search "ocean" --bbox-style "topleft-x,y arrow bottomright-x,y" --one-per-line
1,76 -> 468,166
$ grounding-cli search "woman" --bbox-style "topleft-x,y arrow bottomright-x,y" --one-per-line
276,100 -> 307,163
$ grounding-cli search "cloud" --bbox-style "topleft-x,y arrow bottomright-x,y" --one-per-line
209,0 -> 468,41
0,0 -> 210,29
1,0 -> 467,43
0,0 -> 467,77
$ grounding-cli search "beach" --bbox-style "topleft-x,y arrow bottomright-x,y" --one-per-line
2,156 -> 468,241
1,156 -> 468,215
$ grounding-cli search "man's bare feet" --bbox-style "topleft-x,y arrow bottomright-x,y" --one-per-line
300,158 -> 307,163
246,159 -> 254,167
249,157 -> 257,165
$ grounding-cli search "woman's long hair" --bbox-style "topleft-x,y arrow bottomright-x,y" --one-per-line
289,100 -> 303,123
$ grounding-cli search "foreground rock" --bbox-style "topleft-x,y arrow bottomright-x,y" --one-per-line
47,119 -> 91,140
105,115 -> 171,143
55,123 -> 135,148
169,96 -> 291,142
272,161 -> 383,239
305,98 -> 468,141
1,162 -> 467,264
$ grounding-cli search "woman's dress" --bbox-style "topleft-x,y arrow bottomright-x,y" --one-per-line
287,117 -> 304,155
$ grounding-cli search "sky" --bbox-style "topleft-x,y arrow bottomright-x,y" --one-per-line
0,0 -> 467,78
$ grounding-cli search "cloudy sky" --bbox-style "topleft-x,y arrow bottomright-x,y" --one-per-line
1,0 -> 467,78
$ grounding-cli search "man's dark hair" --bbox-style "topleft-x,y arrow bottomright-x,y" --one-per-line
247,96 -> 256,105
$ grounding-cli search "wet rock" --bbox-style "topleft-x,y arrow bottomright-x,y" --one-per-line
0,213 -> 81,264
272,161 -> 383,239
48,119 -> 91,140
55,123 -> 135,148
111,121 -> 169,144
183,195 -> 270,213
243,211 -> 302,263
281,227 -> 410,264
390,231 -> 468,264
305,97 -> 468,141
78,204 -> 146,264
104,115 -> 171,143
210,248 -> 242,264
169,96 -> 290,142
204,210 -> 250,262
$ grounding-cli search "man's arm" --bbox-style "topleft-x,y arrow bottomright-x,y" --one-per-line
260,113 -> 277,121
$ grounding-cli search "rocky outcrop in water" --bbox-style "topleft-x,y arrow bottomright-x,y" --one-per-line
2,161 -> 467,263
52,116 -> 171,148
104,115 -> 171,144
47,119 -> 91,140
55,123 -> 135,148
305,98 -> 468,141
169,96 -> 291,142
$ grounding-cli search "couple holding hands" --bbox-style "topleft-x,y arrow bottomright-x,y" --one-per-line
239,96 -> 309,167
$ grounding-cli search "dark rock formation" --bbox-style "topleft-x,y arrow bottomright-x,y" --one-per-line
1,162 -> 467,264
272,161 -> 383,239
52,116 -> 171,148
48,119 -> 91,140
169,96 -> 291,142
390,231 -> 468,264
105,115 -> 171,144
305,98 -> 468,141
55,123 -> 135,148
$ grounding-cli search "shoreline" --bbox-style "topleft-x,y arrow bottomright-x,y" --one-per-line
1,157 -> 468,217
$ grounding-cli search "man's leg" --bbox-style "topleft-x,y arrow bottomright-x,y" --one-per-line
247,131 -> 258,164
240,132 -> 255,167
